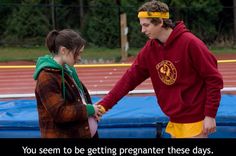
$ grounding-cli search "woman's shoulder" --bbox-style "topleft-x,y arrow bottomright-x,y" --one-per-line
37,68 -> 61,81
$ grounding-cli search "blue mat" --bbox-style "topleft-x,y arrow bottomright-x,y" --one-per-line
0,95 -> 236,138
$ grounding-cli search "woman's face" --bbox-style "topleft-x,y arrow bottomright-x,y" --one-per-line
73,46 -> 84,65
61,46 -> 84,66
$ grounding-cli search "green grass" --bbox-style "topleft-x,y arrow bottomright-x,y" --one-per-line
0,46 -> 47,62
0,46 -> 140,62
0,46 -> 235,62
82,47 -> 139,61
210,48 -> 236,54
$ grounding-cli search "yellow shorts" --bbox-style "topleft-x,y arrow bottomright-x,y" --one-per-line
165,120 -> 203,138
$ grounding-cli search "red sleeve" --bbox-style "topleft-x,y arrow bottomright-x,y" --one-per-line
98,46 -> 150,110
189,39 -> 224,118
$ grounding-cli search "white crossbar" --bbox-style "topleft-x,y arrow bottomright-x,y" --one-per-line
0,88 -> 236,99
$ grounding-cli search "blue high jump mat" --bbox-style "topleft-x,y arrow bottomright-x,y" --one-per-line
0,95 -> 236,138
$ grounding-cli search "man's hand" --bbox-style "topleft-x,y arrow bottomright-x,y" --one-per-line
202,116 -> 216,135
93,104 -> 106,121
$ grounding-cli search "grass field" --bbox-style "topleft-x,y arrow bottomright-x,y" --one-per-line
0,46 -> 235,63
0,46 -> 140,63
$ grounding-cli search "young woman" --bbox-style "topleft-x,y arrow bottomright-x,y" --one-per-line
33,29 -> 102,138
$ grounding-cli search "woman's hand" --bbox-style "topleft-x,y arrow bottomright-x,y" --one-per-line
93,105 -> 106,121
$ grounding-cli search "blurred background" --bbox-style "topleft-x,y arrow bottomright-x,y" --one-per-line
0,0 -> 235,62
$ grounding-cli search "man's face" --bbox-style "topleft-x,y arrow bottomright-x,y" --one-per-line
139,18 -> 162,39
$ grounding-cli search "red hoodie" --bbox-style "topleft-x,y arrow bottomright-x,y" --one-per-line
99,21 -> 223,123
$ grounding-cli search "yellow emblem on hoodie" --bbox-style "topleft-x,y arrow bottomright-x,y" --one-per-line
156,60 -> 177,85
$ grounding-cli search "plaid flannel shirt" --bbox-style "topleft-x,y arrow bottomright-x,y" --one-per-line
35,68 -> 92,138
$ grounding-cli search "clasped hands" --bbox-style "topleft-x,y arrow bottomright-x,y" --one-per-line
93,104 -> 106,121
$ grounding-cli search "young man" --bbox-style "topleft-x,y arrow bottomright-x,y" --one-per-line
98,0 -> 223,138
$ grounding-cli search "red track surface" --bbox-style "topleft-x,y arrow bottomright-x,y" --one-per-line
0,62 -> 236,96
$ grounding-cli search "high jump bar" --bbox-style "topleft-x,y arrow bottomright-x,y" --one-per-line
0,88 -> 236,99
0,59 -> 236,69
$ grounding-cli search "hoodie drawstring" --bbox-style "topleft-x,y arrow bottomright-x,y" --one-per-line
61,67 -> 66,99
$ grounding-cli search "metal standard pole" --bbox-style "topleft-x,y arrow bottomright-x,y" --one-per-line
120,13 -> 128,61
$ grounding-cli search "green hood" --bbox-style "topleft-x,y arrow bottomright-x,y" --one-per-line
33,55 -> 84,100
33,55 -> 62,80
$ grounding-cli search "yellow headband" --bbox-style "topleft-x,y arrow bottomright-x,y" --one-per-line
138,11 -> 169,19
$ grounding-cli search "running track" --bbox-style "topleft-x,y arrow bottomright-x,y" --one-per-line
0,61 -> 236,99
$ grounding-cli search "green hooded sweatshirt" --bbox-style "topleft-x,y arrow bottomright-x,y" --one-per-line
33,55 -> 95,116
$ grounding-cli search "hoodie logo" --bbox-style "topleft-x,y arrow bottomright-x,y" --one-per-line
156,60 -> 177,85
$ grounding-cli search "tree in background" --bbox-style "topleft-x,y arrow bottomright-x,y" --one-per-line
169,0 -> 222,45
3,0 -> 50,46
0,0 -> 20,44
0,0 -> 233,48
54,0 -> 89,30
82,0 -> 147,48
83,0 -> 120,48
120,0 -> 147,48
234,0 -> 236,44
